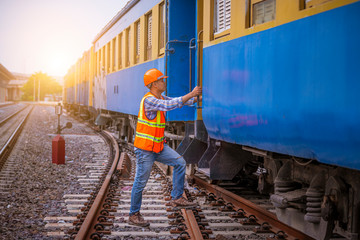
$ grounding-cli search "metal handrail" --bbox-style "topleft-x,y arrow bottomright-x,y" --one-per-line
189,38 -> 196,92
196,30 -> 203,108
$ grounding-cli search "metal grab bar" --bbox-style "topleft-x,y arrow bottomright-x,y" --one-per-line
189,38 -> 196,92
196,30 -> 203,109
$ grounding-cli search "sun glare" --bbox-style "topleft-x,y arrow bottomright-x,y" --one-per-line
44,52 -> 71,77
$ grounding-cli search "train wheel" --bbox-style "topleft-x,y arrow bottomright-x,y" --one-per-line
318,176 -> 348,240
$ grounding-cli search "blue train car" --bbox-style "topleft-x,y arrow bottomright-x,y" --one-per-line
64,50 -> 90,115
64,65 -> 75,104
191,1 -> 360,239
77,81 -> 89,106
65,87 -> 75,104
76,51 -> 90,107
203,2 -> 360,170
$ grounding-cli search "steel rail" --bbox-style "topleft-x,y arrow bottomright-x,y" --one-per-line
0,105 -> 29,127
181,209 -> 204,240
0,102 -> 15,108
75,130 -> 120,240
193,176 -> 315,240
0,105 -> 34,170
155,161 -> 205,240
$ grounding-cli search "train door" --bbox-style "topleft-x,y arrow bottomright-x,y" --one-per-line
165,0 -> 196,122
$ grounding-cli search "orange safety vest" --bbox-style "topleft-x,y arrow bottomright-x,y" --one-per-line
134,92 -> 166,153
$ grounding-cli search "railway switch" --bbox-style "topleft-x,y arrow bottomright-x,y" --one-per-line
55,103 -> 72,134
52,103 -> 72,165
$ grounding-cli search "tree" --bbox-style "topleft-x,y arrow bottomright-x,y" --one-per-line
21,72 -> 62,101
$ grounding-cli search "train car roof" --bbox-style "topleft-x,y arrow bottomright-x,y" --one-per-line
92,0 -> 139,44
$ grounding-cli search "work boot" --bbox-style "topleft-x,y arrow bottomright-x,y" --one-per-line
171,197 -> 197,208
128,212 -> 150,227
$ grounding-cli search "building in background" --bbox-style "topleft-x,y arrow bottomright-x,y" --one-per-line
7,72 -> 30,101
0,63 -> 14,103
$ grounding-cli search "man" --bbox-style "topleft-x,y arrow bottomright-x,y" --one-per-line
128,68 -> 202,227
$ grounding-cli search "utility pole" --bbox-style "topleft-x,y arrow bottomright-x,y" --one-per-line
33,78 -> 36,101
38,77 -> 40,102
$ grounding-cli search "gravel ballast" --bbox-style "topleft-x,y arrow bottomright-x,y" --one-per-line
0,105 -> 109,239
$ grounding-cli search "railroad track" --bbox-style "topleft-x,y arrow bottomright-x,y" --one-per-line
0,104 -> 34,205
0,103 -> 18,122
0,104 -> 34,170
0,103 -> 28,126
191,175 -> 314,240
0,102 -> 15,109
72,140 -> 205,240
44,130 -> 112,238
61,137 -> 314,240
53,114 -> 314,239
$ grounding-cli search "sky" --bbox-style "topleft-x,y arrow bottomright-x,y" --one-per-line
0,0 -> 128,78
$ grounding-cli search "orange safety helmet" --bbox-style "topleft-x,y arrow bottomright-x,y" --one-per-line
144,68 -> 168,86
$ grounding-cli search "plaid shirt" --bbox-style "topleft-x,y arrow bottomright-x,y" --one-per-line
144,95 -> 195,120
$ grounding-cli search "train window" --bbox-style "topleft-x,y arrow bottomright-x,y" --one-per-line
114,85 -> 118,94
97,51 -> 100,76
117,33 -> 122,69
252,0 -> 276,26
145,12 -> 152,61
85,53 -> 88,79
299,0 -> 306,9
159,2 -> 165,53
113,85 -> 119,94
99,51 -> 101,73
112,38 -> 116,71
300,0 -> 334,10
102,47 -> 105,71
95,51 -> 98,76
106,42 -> 110,72
214,0 -> 231,35
84,55 -> 87,80
99,50 -> 101,75
135,20 -> 140,64
125,27 -> 130,67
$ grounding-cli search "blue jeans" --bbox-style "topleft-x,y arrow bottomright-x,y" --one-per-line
129,144 -> 186,215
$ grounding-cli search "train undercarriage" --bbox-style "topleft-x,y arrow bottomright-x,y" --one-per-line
263,154 -> 359,239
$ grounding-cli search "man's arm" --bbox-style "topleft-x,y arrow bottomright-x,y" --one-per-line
181,86 -> 202,104
144,86 -> 202,112
163,95 -> 197,106
144,96 -> 183,112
